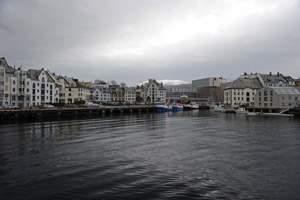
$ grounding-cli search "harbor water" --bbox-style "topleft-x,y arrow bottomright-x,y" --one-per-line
1,110 -> 300,200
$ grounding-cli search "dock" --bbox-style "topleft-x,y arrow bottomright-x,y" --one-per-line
289,108 -> 300,117
0,105 -> 157,120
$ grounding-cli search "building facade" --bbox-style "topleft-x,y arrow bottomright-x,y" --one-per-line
192,77 -> 220,89
92,86 -> 111,103
224,77 -> 262,107
197,86 -> 221,102
254,87 -> 300,111
125,87 -> 136,103
165,84 -> 197,99
141,79 -> 166,103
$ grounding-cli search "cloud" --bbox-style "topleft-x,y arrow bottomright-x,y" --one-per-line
1,0 -> 299,85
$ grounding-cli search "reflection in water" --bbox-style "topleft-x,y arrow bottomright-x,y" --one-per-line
0,110 -> 300,200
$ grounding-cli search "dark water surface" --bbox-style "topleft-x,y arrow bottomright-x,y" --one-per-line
1,110 -> 300,200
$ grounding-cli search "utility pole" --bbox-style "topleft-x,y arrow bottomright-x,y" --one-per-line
219,76 -> 223,104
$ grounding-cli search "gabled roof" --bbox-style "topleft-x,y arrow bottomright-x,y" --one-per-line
272,87 -> 300,96
125,87 -> 135,92
27,69 -> 55,83
27,69 -> 43,80
144,79 -> 165,90
0,57 -> 16,73
226,78 -> 262,89
260,73 -> 287,84
284,76 -> 295,82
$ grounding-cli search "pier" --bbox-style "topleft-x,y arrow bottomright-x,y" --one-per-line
0,105 -> 157,120
289,108 -> 300,117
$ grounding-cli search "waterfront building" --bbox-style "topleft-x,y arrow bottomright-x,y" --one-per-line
197,86 -> 221,103
27,69 -> 56,107
125,87 -> 136,103
192,77 -> 220,89
109,85 -> 125,102
0,57 -> 16,106
92,85 -> 111,103
165,84 -> 197,99
257,72 -> 289,87
254,87 -> 300,111
224,77 -> 263,107
141,79 -> 166,103
295,78 -> 300,88
59,76 -> 90,104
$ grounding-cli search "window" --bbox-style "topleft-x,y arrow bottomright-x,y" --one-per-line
264,91 -> 267,96
12,95 -> 16,101
270,91 -> 273,96
259,91 -> 261,96
33,83 -> 36,88
42,77 -> 45,82
13,88 -> 16,92
26,96 -> 30,101
13,80 -> 16,85
264,97 -> 267,101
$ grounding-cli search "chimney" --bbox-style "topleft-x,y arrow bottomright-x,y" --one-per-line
277,72 -> 280,76
270,72 -> 272,76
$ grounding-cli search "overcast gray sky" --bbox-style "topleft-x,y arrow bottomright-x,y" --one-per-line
1,0 -> 299,85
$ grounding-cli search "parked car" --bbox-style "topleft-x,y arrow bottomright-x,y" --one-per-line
44,104 -> 55,108
66,104 -> 76,108
3,105 -> 19,109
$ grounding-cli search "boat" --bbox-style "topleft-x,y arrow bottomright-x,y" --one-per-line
235,107 -> 248,114
183,102 -> 199,110
172,103 -> 183,111
156,100 -> 172,112
213,105 -> 235,113
156,104 -> 172,112
213,105 -> 225,112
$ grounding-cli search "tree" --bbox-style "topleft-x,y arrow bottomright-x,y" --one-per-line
136,96 -> 143,102
109,80 -> 118,85
120,82 -> 127,88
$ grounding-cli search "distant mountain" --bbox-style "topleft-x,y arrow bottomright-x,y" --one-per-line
158,80 -> 190,86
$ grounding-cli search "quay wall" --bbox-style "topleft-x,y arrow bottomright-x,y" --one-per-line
0,106 -> 157,121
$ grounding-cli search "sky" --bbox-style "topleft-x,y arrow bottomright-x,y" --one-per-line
1,0 -> 300,86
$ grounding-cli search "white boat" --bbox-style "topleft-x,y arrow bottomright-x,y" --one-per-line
213,105 -> 225,112
183,102 -> 199,110
235,107 -> 248,114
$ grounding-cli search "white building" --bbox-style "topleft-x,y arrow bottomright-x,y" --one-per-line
141,79 -> 166,103
192,77 -> 220,88
27,69 -> 56,107
93,85 -> 111,103
0,57 -> 16,106
224,77 -> 263,107
125,87 -> 136,103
